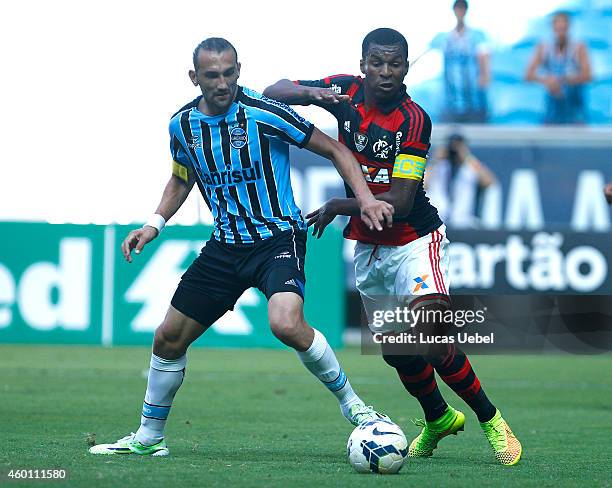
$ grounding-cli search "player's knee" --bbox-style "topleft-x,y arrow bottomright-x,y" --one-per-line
269,307 -> 304,345
153,322 -> 187,359
269,314 -> 303,343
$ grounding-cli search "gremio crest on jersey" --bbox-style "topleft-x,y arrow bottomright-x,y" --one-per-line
354,132 -> 368,152
230,127 -> 248,149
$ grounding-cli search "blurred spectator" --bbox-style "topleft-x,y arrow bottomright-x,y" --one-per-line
525,11 -> 592,124
605,183 -> 612,204
425,133 -> 496,228
430,0 -> 490,123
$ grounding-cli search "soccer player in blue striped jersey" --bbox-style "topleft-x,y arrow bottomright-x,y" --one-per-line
89,37 -> 393,457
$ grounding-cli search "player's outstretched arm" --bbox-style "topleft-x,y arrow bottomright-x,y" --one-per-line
304,128 -> 393,232
306,178 -> 418,238
263,79 -> 349,105
121,174 -> 195,263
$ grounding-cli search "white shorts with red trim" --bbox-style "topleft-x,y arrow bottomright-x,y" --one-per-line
354,224 -> 450,333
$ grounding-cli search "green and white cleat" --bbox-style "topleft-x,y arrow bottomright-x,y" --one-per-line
346,404 -> 389,426
89,433 -> 169,456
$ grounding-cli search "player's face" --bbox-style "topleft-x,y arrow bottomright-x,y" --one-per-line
360,44 -> 409,103
189,48 -> 241,115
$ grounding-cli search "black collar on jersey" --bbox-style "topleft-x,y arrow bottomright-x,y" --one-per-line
233,85 -> 244,102
352,79 -> 409,114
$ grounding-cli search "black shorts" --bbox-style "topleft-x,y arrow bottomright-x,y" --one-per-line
171,229 -> 307,328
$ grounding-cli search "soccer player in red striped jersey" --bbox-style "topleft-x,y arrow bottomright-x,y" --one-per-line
265,28 -> 522,466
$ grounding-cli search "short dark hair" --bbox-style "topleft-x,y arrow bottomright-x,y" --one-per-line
453,0 -> 468,9
362,28 -> 408,61
192,37 -> 238,69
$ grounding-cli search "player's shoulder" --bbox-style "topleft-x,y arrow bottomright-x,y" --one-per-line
171,96 -> 200,119
399,95 -> 432,125
169,97 -> 200,131
238,86 -> 309,124
396,95 -> 432,145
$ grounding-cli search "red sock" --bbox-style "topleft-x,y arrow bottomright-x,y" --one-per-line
429,346 -> 496,423
393,356 -> 448,422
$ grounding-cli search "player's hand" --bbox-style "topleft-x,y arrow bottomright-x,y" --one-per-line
604,183 -> 612,204
305,202 -> 338,239
358,197 -> 394,231
309,87 -> 350,105
121,226 -> 159,263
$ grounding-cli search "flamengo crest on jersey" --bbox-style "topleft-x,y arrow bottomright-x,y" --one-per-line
169,87 -> 313,245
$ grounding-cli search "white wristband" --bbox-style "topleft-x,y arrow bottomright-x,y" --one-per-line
145,214 -> 166,234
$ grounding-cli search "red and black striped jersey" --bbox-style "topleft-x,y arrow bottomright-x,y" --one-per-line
297,74 -> 442,246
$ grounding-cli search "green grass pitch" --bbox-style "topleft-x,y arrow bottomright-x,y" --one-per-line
1,345 -> 611,487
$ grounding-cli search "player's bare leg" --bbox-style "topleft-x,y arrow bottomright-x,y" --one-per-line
268,292 -> 385,425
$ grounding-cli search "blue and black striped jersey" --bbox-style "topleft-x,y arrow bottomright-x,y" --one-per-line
169,86 -> 313,244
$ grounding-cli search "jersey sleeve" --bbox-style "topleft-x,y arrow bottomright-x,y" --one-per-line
168,119 -> 193,183
243,89 -> 315,148
391,106 -> 432,182
295,74 -> 357,95
294,74 -> 358,116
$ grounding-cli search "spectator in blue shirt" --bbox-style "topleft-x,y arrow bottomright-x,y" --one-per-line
431,0 -> 491,123
525,11 -> 592,124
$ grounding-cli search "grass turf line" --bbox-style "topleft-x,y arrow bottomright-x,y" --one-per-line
1,345 -> 611,488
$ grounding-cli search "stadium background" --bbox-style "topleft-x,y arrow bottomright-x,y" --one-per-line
1,0 -> 611,486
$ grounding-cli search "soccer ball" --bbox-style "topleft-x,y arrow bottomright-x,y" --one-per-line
347,419 -> 408,474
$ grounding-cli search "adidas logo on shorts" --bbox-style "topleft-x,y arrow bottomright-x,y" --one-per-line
284,279 -> 297,287
275,252 -> 292,259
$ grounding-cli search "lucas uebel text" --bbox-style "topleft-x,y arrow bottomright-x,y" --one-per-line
370,306 -> 495,345
372,331 -> 495,345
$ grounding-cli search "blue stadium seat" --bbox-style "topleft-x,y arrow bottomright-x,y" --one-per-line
491,47 -> 535,84
488,82 -> 546,124
512,38 -> 539,51
587,80 -> 612,123
592,0 -> 612,14
589,47 -> 612,82
573,16 -> 611,48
